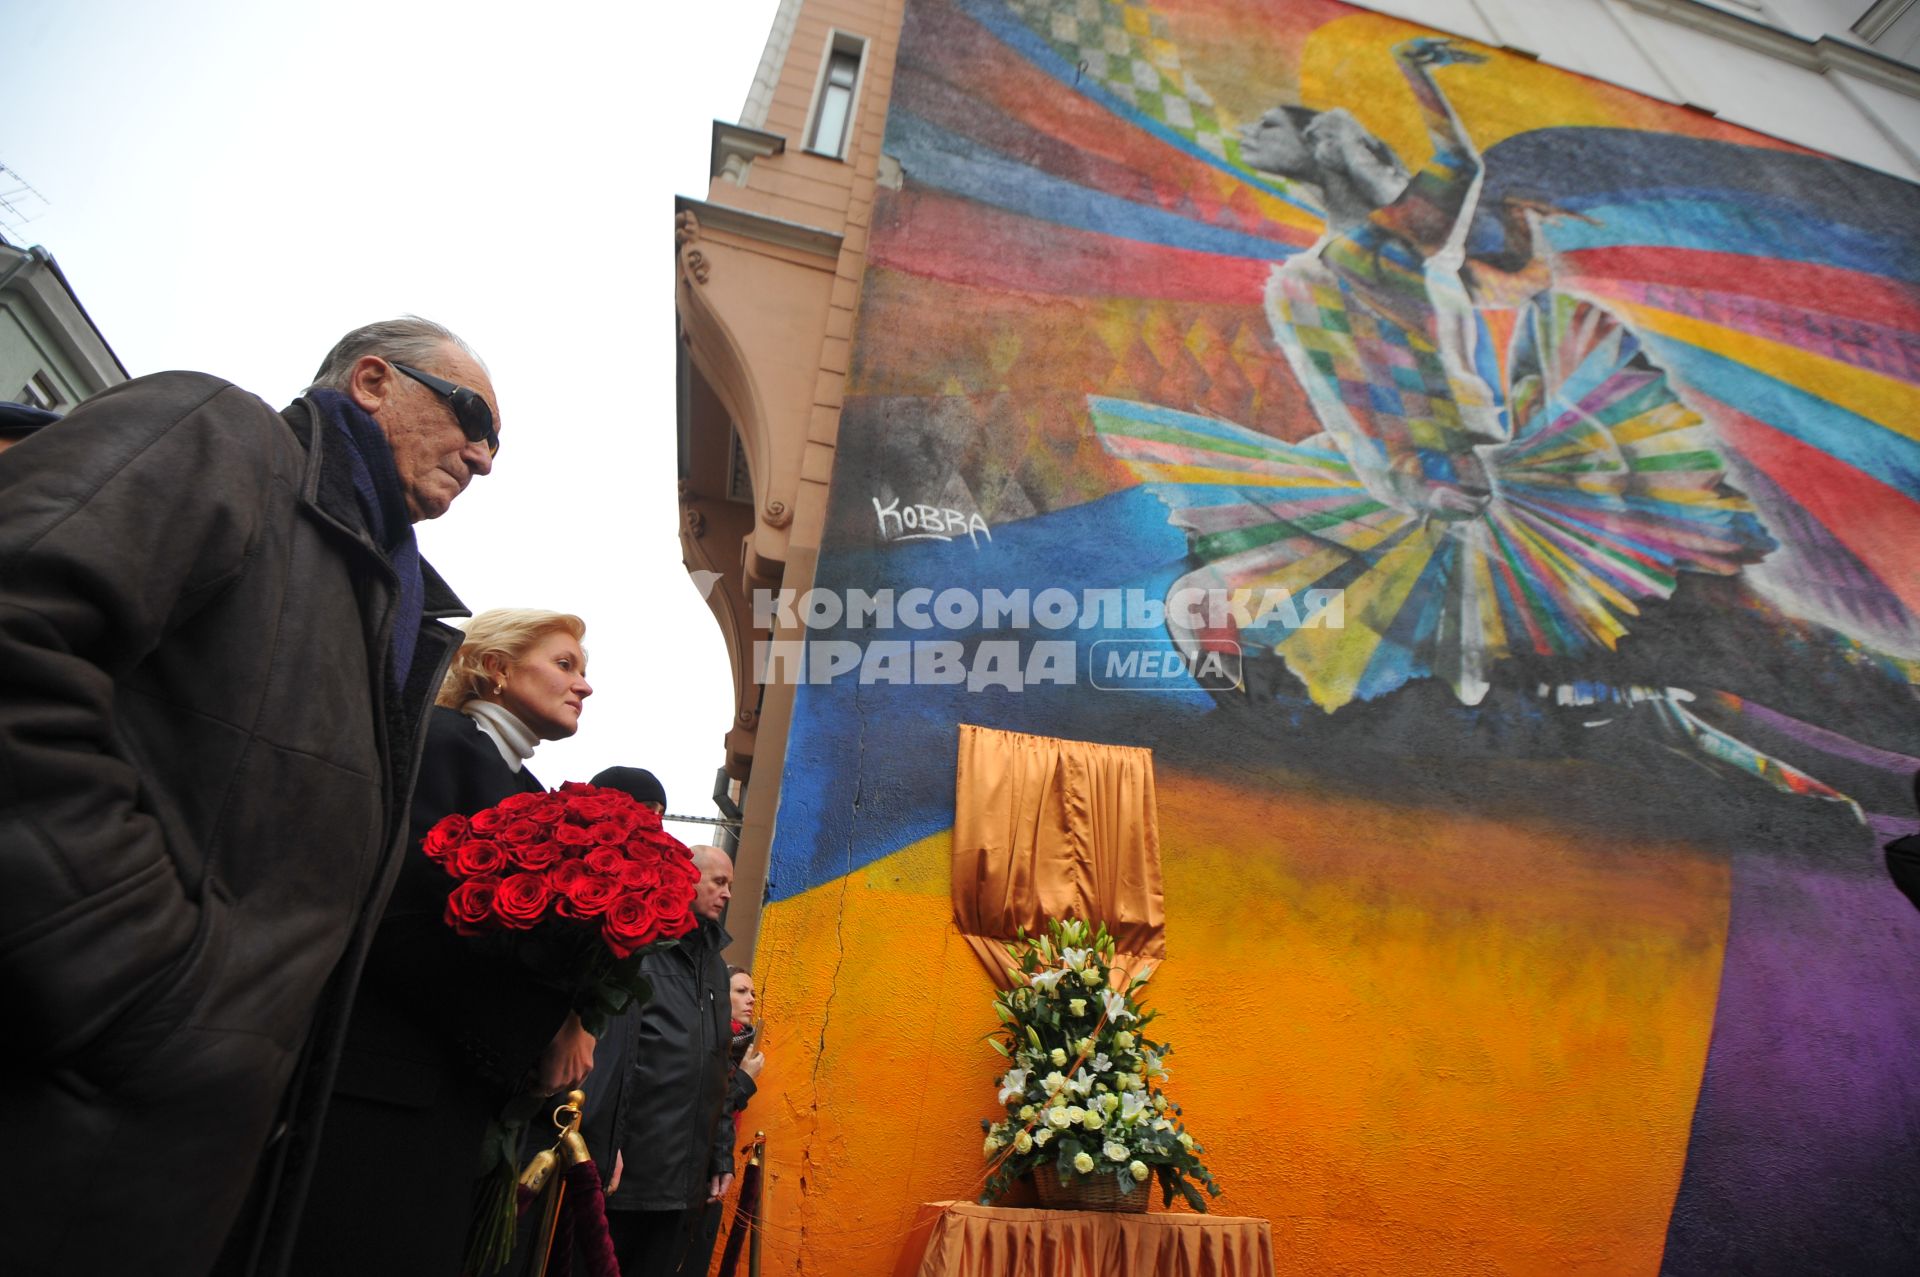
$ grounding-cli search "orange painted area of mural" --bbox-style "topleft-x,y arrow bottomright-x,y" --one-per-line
1298,11 -> 1807,174
740,769 -> 1730,1274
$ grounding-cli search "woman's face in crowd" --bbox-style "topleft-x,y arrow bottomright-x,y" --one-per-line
730,973 -> 755,1023
493,629 -> 592,740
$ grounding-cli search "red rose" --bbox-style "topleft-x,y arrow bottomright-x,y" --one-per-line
445,879 -> 499,936
588,820 -> 627,845
452,838 -> 506,879
631,806 -> 663,832
548,858 -> 590,891
622,830 -> 679,862
557,780 -> 600,796
647,883 -> 698,940
555,822 -> 596,848
557,872 -> 621,920
422,814 -> 469,866
567,795 -> 619,823
492,872 -> 553,929
601,892 -> 660,958
616,858 -> 663,892
497,791 -> 543,816
468,806 -> 505,835
506,831 -> 562,872
585,848 -> 624,877
528,794 -> 567,824
498,817 -> 540,845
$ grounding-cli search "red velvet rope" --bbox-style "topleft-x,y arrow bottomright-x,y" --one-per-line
560,1160 -> 620,1277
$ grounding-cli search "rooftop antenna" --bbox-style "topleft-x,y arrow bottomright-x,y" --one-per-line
0,162 -> 49,239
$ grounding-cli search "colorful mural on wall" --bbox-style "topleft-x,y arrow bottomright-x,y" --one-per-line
744,1 -> 1920,1272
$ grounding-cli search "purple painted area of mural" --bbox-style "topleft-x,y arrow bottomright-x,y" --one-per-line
1730,697 -> 1920,775
1660,852 -> 1920,1273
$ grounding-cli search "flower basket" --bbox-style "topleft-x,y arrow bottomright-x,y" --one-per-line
978,919 -> 1222,1216
1033,1171 -> 1150,1214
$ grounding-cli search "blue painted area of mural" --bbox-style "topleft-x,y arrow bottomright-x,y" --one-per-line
1477,130 -> 1920,281
765,485 -> 1208,903
887,110 -> 1299,260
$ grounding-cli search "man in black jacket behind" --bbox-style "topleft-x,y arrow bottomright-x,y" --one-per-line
585,845 -> 739,1276
0,317 -> 501,1276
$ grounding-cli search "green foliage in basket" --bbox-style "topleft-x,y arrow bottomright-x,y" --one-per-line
978,918 -> 1222,1212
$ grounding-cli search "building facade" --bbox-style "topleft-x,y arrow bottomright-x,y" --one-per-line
674,1 -> 1920,1270
0,235 -> 125,416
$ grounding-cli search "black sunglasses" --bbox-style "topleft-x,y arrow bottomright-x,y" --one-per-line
391,361 -> 498,457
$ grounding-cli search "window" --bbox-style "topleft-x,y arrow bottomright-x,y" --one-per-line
806,36 -> 865,158
17,371 -> 62,411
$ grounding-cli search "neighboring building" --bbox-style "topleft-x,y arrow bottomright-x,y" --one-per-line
0,233 -> 126,416
675,1 -> 1920,1272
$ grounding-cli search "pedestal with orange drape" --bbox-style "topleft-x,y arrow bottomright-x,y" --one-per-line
892,1202 -> 1275,1277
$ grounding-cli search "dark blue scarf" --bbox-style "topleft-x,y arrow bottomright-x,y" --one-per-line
309,389 -> 424,692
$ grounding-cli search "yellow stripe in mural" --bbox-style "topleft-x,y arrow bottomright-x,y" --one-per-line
1279,524 -> 1442,709
1612,300 -> 1920,444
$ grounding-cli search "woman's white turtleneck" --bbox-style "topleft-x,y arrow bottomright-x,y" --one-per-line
461,698 -> 538,772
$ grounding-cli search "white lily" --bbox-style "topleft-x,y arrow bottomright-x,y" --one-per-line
1060,946 -> 1091,970
1089,1052 -> 1112,1074
1100,989 -> 1136,1023
1029,968 -> 1068,994
997,1068 -> 1030,1105
1119,1091 -> 1150,1125
1066,1071 -> 1095,1097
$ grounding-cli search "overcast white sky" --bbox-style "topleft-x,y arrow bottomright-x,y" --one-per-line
4,0 -> 786,829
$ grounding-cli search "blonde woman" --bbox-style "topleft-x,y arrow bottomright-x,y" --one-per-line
297,609 -> 596,1275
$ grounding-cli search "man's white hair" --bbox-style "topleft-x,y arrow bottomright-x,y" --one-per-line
310,315 -> 486,390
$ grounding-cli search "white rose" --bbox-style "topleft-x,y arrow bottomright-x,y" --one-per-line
1034,1127 -> 1053,1146
1081,1108 -> 1104,1131
1068,998 -> 1087,1017
1079,967 -> 1102,987
1018,1104 -> 1036,1121
1073,1151 -> 1095,1174
1103,1140 -> 1128,1162
1047,1107 -> 1073,1129
1014,1131 -> 1034,1154
1114,1031 -> 1134,1050
1177,1132 -> 1194,1150
984,1134 -> 1001,1155
1129,1160 -> 1149,1182
1050,1048 -> 1068,1067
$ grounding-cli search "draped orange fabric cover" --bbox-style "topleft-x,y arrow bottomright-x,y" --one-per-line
952,724 -> 1165,987
893,1202 -> 1275,1277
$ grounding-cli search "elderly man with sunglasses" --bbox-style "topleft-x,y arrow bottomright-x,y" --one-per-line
0,317 -> 502,1277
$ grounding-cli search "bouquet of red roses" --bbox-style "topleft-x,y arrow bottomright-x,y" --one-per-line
423,780 -> 700,1034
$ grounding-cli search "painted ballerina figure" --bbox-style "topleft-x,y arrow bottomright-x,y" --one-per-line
1092,38 -> 1857,809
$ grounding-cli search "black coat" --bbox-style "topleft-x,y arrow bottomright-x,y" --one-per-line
582,919 -> 735,1212
0,373 -> 466,1276
293,707 -> 575,1275
1887,833 -> 1920,913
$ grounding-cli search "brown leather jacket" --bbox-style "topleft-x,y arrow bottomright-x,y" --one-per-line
0,372 -> 467,1275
